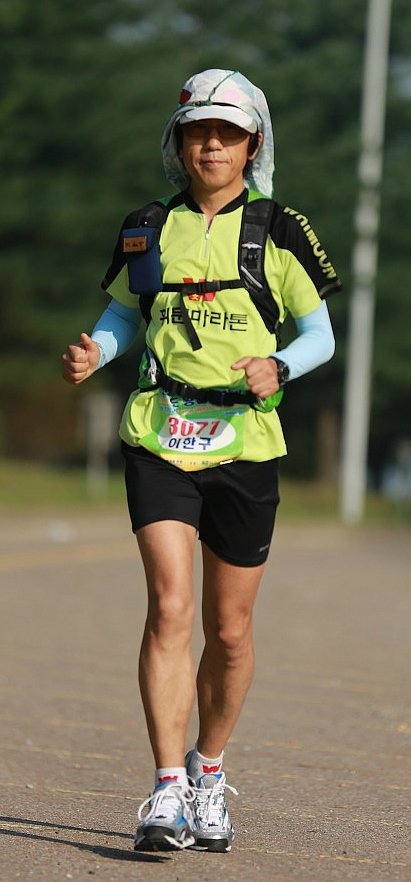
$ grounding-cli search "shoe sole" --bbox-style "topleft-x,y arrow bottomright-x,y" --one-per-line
134,825 -> 194,852
193,836 -> 232,853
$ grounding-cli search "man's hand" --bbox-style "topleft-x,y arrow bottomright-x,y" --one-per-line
61,333 -> 101,385
231,356 -> 279,399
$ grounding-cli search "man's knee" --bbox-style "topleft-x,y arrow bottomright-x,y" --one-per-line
206,615 -> 254,658
147,588 -> 194,638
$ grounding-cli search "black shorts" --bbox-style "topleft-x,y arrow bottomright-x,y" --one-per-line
121,442 -> 280,567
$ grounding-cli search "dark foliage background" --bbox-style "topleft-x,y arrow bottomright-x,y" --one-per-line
1,0 -> 410,478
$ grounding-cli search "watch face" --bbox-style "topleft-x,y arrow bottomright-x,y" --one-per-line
276,360 -> 289,384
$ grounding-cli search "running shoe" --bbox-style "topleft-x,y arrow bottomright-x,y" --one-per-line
191,771 -> 238,852
134,780 -> 195,851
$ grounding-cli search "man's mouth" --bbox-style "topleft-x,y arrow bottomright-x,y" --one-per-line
200,158 -> 226,166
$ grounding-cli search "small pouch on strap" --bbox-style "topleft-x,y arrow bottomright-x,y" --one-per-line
121,227 -> 162,296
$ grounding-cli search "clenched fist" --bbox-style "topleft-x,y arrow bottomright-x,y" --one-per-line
61,333 -> 101,385
231,356 -> 280,399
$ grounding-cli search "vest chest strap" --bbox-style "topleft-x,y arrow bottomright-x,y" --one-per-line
162,279 -> 243,295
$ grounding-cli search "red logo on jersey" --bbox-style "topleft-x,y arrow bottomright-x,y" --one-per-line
202,764 -> 220,773
184,277 -> 216,302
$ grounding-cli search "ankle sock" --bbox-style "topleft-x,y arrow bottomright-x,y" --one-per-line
186,744 -> 224,782
154,766 -> 188,790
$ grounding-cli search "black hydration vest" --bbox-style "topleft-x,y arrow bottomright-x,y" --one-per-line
102,192 -> 282,351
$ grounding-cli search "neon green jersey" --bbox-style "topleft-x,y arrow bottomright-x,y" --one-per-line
103,189 -> 340,468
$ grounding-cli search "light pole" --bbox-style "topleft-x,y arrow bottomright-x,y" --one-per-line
340,0 -> 392,523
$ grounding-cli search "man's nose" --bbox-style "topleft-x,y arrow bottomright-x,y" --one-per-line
203,127 -> 223,145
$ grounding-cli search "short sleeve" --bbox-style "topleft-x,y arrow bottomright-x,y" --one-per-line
269,205 -> 342,319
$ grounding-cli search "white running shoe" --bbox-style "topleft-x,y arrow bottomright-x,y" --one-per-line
134,781 -> 195,851
191,772 -> 238,852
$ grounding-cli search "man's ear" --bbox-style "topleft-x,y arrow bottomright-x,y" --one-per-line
248,131 -> 263,160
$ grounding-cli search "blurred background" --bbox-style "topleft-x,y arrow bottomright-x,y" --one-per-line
1,0 -> 410,520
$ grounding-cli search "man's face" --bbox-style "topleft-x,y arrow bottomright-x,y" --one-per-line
180,118 -> 259,197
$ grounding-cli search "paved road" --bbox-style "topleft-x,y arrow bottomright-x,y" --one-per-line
0,509 -> 410,882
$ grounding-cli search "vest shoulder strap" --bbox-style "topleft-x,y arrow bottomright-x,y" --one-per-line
239,197 -> 280,335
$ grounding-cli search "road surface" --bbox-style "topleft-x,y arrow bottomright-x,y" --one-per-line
1,509 -> 410,881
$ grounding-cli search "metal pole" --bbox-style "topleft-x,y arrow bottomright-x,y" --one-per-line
84,392 -> 119,501
340,0 -> 392,523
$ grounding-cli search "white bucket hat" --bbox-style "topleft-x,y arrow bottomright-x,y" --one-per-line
161,69 -> 275,197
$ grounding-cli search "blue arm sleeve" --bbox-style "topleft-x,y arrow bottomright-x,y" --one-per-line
91,300 -> 142,368
273,301 -> 335,380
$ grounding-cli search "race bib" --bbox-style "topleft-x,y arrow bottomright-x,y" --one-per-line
138,392 -> 246,471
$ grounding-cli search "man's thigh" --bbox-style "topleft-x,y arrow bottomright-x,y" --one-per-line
122,442 -> 202,532
198,458 -> 280,567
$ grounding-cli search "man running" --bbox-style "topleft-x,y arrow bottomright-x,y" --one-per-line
62,68 -> 341,853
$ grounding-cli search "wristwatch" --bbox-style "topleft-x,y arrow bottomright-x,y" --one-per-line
271,357 -> 290,387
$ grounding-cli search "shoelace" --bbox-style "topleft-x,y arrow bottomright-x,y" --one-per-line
195,777 -> 238,827
138,782 -> 196,824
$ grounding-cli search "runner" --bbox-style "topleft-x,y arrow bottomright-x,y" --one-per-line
62,68 -> 341,853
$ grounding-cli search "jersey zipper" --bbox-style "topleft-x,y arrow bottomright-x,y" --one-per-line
203,215 -> 213,261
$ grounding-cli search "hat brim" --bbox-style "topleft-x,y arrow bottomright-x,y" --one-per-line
180,104 -> 258,134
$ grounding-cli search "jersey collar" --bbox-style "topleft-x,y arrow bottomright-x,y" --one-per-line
182,187 -> 248,215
